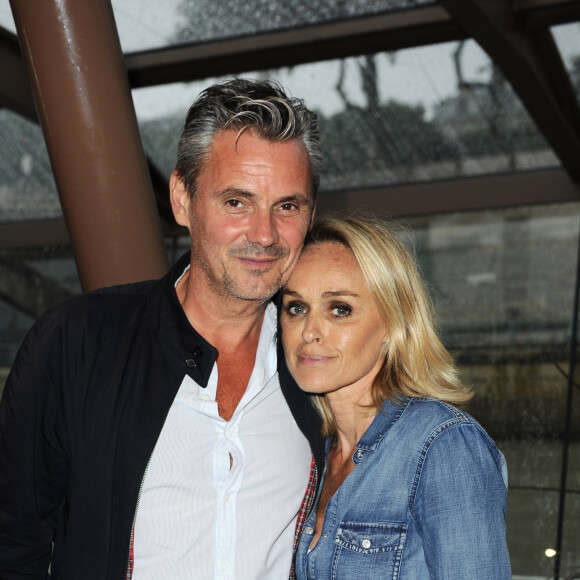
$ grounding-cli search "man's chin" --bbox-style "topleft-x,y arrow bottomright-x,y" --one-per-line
223,275 -> 283,302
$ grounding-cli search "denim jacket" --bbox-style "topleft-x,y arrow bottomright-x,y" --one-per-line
295,397 -> 511,579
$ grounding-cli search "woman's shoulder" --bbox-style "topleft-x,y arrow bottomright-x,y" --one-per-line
398,396 -> 477,428
394,398 -> 507,487
395,397 -> 499,451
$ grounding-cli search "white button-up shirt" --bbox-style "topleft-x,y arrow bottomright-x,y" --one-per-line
132,302 -> 311,579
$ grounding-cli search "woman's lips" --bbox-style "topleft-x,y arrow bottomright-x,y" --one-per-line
297,353 -> 333,366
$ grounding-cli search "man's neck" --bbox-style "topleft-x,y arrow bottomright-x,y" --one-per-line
175,267 -> 269,353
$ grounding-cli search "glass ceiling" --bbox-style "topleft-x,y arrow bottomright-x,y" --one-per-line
0,0 -> 434,53
0,38 -> 563,223
552,22 -> 580,109
138,39 -> 560,193
0,2 -> 578,225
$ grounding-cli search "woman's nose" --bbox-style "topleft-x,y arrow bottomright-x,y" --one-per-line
302,315 -> 322,343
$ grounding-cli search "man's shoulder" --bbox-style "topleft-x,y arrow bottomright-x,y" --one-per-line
37,279 -> 159,341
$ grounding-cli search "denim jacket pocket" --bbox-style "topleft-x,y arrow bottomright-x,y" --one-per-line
332,521 -> 407,579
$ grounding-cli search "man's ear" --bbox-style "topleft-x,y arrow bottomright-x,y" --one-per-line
169,171 -> 191,228
308,205 -> 316,230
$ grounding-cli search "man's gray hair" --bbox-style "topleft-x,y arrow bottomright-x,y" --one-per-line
174,78 -> 322,201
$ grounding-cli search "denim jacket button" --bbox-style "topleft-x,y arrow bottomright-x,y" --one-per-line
362,539 -> 371,549
305,526 -> 314,535
356,450 -> 364,460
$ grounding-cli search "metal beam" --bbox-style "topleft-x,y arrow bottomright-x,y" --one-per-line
125,5 -> 465,88
0,26 -> 35,121
316,167 -> 580,217
437,0 -> 580,181
1,167 -> 577,250
9,0 -> 170,291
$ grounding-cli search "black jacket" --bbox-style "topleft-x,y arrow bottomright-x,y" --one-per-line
0,252 -> 324,579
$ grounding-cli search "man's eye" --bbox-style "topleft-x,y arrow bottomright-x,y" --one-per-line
279,202 -> 298,212
226,199 -> 243,208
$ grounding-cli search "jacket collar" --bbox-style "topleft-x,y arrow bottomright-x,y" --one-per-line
355,397 -> 411,454
147,251 -> 218,388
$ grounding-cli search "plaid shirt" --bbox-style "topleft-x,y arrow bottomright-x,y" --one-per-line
126,455 -> 318,579
290,456 -> 318,580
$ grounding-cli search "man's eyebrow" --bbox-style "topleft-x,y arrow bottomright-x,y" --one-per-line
216,190 -> 311,206
217,187 -> 253,199
276,194 -> 311,206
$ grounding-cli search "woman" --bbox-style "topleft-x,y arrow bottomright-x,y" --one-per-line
281,214 -> 511,579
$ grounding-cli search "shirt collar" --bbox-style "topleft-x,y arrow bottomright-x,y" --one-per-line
355,396 -> 411,453
147,251 -> 278,390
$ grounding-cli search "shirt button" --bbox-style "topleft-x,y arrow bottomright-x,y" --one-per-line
362,539 -> 371,549
305,526 -> 314,535
185,358 -> 196,368
193,347 -> 203,357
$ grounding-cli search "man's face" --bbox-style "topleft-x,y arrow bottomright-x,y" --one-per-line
171,129 -> 314,302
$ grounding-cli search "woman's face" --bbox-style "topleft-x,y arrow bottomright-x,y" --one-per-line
281,241 -> 388,403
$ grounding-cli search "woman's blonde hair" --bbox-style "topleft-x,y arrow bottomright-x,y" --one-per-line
302,214 -> 472,436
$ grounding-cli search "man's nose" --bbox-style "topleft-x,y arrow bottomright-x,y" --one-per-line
247,210 -> 279,247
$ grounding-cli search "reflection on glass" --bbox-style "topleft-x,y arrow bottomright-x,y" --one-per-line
0,110 -> 60,223
405,203 -> 580,579
108,0 -> 433,53
2,0 -> 434,53
562,492 -> 580,575
173,0 -> 432,46
552,22 -> 580,109
135,40 -> 559,193
0,0 -> 15,33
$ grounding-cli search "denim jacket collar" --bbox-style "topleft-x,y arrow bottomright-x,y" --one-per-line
352,397 -> 410,460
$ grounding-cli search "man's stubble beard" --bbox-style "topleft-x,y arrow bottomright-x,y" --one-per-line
197,243 -> 292,303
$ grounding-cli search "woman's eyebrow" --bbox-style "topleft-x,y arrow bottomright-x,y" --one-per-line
322,291 -> 359,298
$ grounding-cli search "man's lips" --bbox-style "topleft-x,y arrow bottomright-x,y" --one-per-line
237,256 -> 279,269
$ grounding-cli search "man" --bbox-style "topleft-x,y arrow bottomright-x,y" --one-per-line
0,79 -> 324,579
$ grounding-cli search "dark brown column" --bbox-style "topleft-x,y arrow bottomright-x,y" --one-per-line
9,0 -> 169,291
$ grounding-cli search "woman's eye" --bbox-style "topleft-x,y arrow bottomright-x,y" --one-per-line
285,303 -> 306,316
331,304 -> 352,317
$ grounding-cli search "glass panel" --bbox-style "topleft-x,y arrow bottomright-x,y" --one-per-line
562,491 -> 580,576
1,0 -> 434,53
507,489 -> 558,577
135,40 -> 559,192
405,202 -> 580,579
0,245 -> 80,399
0,1 -> 15,33
0,236 -> 190,398
552,22 -> 580,108
166,0 -> 432,50
0,109 -> 60,223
